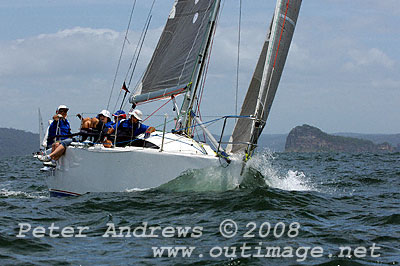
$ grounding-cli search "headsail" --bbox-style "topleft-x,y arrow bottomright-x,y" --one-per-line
130,0 -> 218,104
227,0 -> 302,155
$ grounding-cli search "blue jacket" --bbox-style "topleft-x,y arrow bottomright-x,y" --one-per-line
117,119 -> 149,137
112,119 -> 124,130
47,118 -> 71,146
104,121 -> 113,129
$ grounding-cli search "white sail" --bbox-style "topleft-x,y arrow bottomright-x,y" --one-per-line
228,0 -> 302,155
38,108 -> 47,150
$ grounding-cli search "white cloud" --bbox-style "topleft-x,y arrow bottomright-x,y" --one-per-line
1,0 -> 399,135
0,27 -> 122,78
0,26 -> 163,132
343,48 -> 395,71
0,0 -> 134,8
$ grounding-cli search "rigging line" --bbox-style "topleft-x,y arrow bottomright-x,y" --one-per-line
194,0 -> 222,120
273,0 -> 289,68
114,15 -> 152,112
126,0 -> 155,87
196,18 -> 216,115
144,114 -> 227,118
180,1 -> 222,132
179,116 -> 224,132
124,14 -> 148,84
196,22 -> 216,142
121,70 -> 146,110
177,0 -> 215,85
260,0 -> 289,120
142,98 -> 172,122
112,86 -> 124,113
120,70 -> 144,110
127,14 -> 152,88
122,70 -> 146,110
235,0 -> 242,117
193,65 -> 204,135
114,17 -> 148,113
150,134 -> 207,154
153,118 -> 175,129
135,97 -> 165,106
114,3 -> 155,113
106,0 -> 137,110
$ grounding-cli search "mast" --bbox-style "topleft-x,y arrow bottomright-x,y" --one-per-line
247,0 -> 284,157
130,0 -> 218,106
180,0 -> 221,135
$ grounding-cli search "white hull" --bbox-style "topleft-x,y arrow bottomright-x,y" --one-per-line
46,133 -> 241,195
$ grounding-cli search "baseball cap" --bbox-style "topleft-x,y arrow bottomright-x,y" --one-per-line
113,110 -> 126,117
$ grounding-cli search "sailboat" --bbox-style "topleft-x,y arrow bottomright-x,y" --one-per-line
45,0 -> 302,196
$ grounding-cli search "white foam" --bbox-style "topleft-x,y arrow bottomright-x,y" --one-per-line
129,151 -> 315,193
125,188 -> 150,192
0,188 -> 48,199
246,150 -> 315,191
272,170 -> 313,191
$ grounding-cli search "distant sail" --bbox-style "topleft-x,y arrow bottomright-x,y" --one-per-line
130,0 -> 217,104
228,0 -> 302,154
38,108 -> 44,149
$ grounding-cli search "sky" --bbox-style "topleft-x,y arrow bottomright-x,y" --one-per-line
0,0 -> 399,135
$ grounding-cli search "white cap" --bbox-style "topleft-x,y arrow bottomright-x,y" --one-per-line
128,109 -> 143,121
98,109 -> 111,119
57,105 -> 69,111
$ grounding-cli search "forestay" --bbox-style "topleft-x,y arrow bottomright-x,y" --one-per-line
227,0 -> 302,155
130,0 -> 217,104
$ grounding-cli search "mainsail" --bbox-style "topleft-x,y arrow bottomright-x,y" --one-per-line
227,0 -> 302,155
130,0 -> 218,104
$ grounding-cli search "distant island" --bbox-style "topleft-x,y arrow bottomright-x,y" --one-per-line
0,128 -> 39,158
284,124 -> 399,153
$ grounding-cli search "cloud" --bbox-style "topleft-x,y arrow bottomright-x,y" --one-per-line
343,48 -> 395,71
0,27 -> 121,78
0,0 -> 134,8
0,26 -> 163,131
1,0 -> 399,135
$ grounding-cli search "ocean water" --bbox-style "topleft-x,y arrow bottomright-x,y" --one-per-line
0,151 -> 399,265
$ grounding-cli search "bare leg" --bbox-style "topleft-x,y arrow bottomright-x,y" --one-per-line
49,144 -> 66,161
90,118 -> 99,128
81,118 -> 92,129
51,142 -> 60,153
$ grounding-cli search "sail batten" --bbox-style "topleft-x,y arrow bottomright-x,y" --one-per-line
228,0 -> 302,154
129,0 -> 217,104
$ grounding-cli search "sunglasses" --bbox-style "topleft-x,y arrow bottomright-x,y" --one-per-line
59,109 -> 68,113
